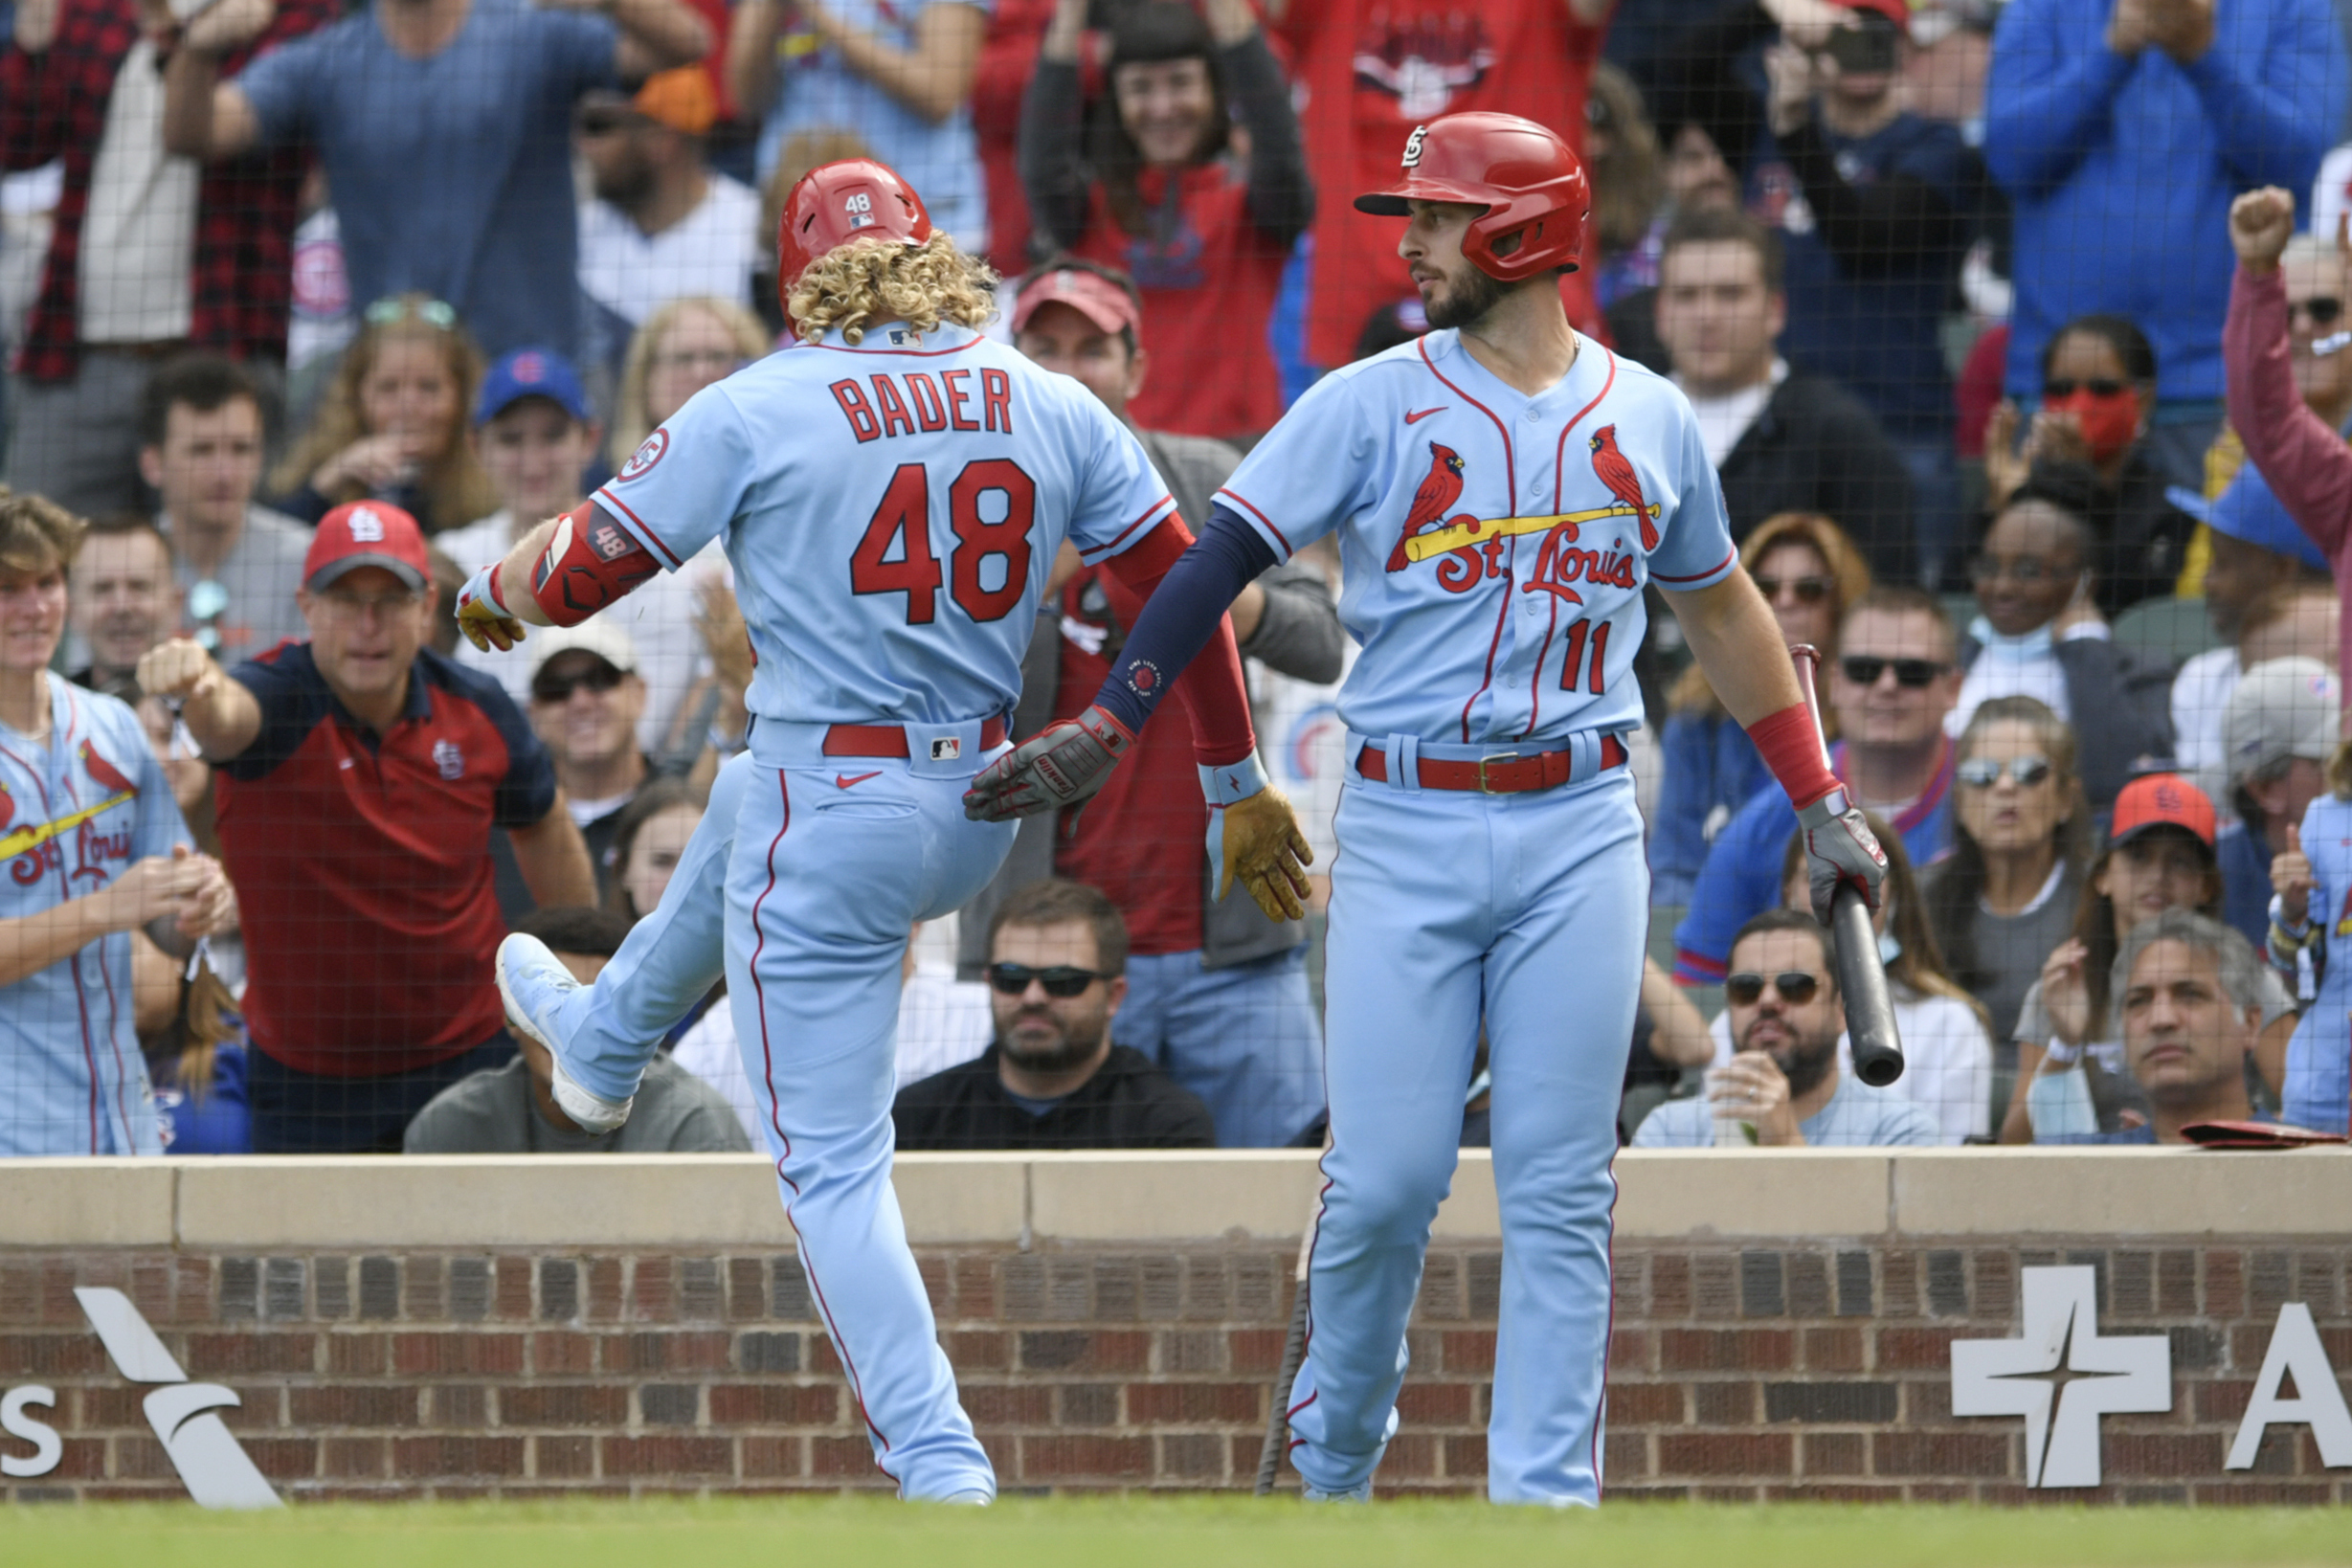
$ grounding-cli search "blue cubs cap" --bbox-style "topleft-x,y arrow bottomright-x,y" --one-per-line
474,347 -> 593,427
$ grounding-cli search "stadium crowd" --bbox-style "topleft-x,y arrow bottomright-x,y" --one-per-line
2,0 -> 2351,1157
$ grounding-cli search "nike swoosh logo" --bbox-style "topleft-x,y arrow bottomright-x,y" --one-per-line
835,772 -> 881,789
1404,407 -> 1446,424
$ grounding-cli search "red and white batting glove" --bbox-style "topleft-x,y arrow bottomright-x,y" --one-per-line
1797,787 -> 1887,922
961,704 -> 1133,821
455,562 -> 526,654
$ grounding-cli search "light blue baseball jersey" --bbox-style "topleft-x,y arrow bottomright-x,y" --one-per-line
0,679 -> 191,1156
592,322 -> 1176,730
1216,330 -> 1737,747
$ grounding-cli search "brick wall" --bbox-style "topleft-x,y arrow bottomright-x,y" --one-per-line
4,1237 -> 2348,1503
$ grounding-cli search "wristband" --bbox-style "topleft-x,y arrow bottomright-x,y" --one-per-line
1746,701 -> 1840,811
1199,750 -> 1271,807
480,561 -> 513,617
2268,894 -> 2314,941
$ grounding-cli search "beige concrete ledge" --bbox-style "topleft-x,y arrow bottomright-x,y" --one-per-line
0,1158 -> 175,1246
2,1148 -> 2347,1250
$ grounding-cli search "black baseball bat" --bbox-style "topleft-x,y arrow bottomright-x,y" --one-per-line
1787,645 -> 1904,1088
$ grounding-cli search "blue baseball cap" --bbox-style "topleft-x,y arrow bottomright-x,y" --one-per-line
2188,470 -> 2333,573
474,347 -> 593,427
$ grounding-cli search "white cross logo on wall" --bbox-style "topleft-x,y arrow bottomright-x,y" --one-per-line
1950,1266 -> 2170,1488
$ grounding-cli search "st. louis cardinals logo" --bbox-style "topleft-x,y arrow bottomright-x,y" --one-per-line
1385,434 -> 1660,598
6,745 -> 138,887
1400,124 -> 1429,168
617,429 -> 669,482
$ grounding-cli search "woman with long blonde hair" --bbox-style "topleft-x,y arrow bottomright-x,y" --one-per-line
1651,513 -> 1872,905
607,298 -> 773,472
270,294 -> 500,533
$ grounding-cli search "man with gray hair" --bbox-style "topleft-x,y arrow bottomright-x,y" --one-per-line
2041,909 -> 2265,1145
2217,657 -> 2340,949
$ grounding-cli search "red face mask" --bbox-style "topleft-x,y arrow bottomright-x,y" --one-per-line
2042,388 -> 2140,466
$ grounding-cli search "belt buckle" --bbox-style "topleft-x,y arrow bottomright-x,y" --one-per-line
1476,751 -> 1521,794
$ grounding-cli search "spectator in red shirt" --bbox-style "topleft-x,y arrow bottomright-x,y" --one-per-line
970,0 -> 1057,275
954,260 -> 1342,1146
1,0 -> 330,518
1020,0 -> 1313,440
137,501 -> 595,1152
1271,0 -> 1610,370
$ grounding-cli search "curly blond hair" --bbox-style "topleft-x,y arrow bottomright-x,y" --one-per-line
788,233 -> 998,346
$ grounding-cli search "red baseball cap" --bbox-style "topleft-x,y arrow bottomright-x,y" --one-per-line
1831,0 -> 1911,28
2109,773 -> 2217,851
304,501 -> 432,594
1010,267 -> 1142,339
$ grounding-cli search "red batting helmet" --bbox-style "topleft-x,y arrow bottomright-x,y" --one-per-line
774,158 -> 935,321
1353,112 -> 1589,281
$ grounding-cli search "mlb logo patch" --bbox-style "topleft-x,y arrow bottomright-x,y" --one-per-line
930,737 -> 961,761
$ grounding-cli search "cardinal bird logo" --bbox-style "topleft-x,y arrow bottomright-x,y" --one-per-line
0,781 -> 14,835
1589,427 -> 1659,550
79,741 -> 138,797
1388,442 -> 1468,572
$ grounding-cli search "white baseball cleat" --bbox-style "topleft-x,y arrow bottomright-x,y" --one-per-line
496,933 -> 634,1134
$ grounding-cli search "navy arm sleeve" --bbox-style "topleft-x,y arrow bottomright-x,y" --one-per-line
1094,504 -> 1280,737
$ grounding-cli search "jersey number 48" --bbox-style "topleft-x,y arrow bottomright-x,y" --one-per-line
849,459 -> 1037,625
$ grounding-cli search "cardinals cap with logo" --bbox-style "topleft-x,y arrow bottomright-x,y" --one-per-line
304,502 -> 432,594
474,347 -> 594,428
1010,266 -> 1142,339
2108,773 -> 2218,851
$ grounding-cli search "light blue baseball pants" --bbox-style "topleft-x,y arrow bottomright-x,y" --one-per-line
546,723 -> 1015,1500
1286,746 -> 1645,1505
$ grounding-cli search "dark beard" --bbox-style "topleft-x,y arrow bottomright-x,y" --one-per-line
1000,1022 -> 1105,1076
1775,1034 -> 1840,1101
1423,264 -> 1507,330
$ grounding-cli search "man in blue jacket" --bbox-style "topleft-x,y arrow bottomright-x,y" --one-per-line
1984,0 -> 2346,485
1676,586 -> 1960,983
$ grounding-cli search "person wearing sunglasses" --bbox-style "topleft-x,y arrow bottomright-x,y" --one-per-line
893,879 -> 1214,1151
1921,698 -> 2091,1076
1634,907 -> 1937,1148
1655,511 -> 1872,906
439,347 -> 722,764
1676,586 -> 1960,986
1981,313 -> 2198,614
576,71 -> 762,387
524,623 -> 651,906
1948,467 -> 2174,810
2221,188 -> 2352,704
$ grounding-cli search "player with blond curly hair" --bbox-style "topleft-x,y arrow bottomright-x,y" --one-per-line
450,160 -> 1311,1503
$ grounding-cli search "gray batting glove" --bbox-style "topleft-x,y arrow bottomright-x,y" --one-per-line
1798,788 -> 1887,922
962,704 -> 1135,821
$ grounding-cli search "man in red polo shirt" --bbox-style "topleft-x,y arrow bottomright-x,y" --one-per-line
139,502 -> 596,1152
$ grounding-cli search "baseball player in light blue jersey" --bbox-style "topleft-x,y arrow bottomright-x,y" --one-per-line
0,497 -> 232,1156
455,160 -> 1310,1502
967,113 -> 1891,1505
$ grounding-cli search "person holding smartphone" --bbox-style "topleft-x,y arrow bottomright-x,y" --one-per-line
1652,0 -> 1980,584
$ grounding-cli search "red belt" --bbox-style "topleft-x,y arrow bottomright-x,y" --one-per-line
1355,733 -> 1627,794
821,718 -> 1006,758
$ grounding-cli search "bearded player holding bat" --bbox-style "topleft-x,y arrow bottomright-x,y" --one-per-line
964,111 -> 1890,1506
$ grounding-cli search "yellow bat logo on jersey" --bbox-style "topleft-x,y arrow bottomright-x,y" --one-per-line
1401,501 -> 1662,563
0,792 -> 134,862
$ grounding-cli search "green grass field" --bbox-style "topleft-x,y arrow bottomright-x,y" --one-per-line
5,1497 -> 2350,1568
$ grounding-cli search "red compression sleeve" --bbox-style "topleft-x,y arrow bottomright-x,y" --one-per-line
1100,517 -> 1259,769
526,502 -> 661,626
1747,702 -> 1841,811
